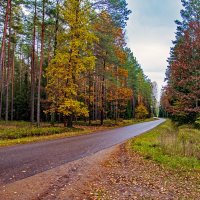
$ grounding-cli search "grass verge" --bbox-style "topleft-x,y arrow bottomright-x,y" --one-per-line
0,118 -> 155,147
129,120 -> 200,170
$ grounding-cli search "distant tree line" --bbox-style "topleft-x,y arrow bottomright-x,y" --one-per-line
0,0 -> 157,127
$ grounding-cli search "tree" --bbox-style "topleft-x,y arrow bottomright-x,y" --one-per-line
5,0 -> 12,121
135,104 -> 148,119
0,0 -> 154,125
163,0 -> 200,124
152,81 -> 158,117
30,0 -> 37,123
0,0 -> 11,81
46,0 -> 97,127
92,0 -> 131,28
37,0 -> 45,127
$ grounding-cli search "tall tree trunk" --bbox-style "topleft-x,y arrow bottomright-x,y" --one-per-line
31,0 -> 37,123
0,58 -> 5,119
0,0 -> 11,120
115,66 -> 118,123
51,0 -> 59,126
11,44 -> 15,121
67,115 -> 73,128
96,75 -> 99,120
92,76 -> 95,121
19,46 -> 23,94
37,0 -> 45,127
47,37 -> 52,65
0,0 -> 11,82
5,1 -> 12,122
132,95 -> 135,118
88,71 -> 92,125
100,59 -> 106,125
54,0 -> 59,55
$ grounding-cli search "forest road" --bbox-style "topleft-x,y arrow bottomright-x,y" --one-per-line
0,119 -> 165,185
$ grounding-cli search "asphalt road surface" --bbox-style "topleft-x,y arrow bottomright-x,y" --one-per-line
0,119 -> 165,185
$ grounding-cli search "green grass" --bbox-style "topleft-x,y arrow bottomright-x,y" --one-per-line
0,126 -> 81,140
129,120 -> 200,170
75,118 -> 156,127
0,121 -> 82,140
0,118 -> 156,147
0,121 -> 85,146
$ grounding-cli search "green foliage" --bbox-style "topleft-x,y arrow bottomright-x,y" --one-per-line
93,0 -> 131,28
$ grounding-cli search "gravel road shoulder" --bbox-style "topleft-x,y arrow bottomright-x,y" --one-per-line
1,143 -> 200,200
0,144 -> 118,200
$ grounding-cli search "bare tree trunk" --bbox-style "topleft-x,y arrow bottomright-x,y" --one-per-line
47,37 -> 52,65
0,0 -> 11,81
54,0 -> 59,55
0,58 -> 5,119
50,0 -> 59,126
96,75 -> 99,120
67,115 -> 73,128
100,59 -> 106,125
5,1 -> 12,122
115,66 -> 118,123
11,44 -> 15,121
0,0 -> 11,120
37,0 -> 45,127
19,47 -> 23,94
92,76 -> 95,121
31,0 -> 37,123
88,71 -> 93,125
132,96 -> 135,118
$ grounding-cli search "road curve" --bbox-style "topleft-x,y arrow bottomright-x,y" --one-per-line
0,119 -> 165,185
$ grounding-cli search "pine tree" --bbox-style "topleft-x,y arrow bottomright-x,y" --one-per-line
163,0 -> 200,123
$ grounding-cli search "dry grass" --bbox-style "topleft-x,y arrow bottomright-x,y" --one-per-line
131,120 -> 200,169
159,122 -> 200,159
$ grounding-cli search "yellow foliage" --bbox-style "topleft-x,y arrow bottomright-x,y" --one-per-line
58,99 -> 89,117
46,0 -> 97,116
135,104 -> 149,119
117,88 -> 132,100
107,86 -> 132,102
117,68 -> 128,78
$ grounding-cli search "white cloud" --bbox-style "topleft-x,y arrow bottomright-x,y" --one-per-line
126,0 -> 182,97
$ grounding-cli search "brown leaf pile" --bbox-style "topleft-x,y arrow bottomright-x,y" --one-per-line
87,145 -> 200,200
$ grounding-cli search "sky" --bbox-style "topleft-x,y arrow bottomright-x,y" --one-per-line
126,0 -> 183,98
